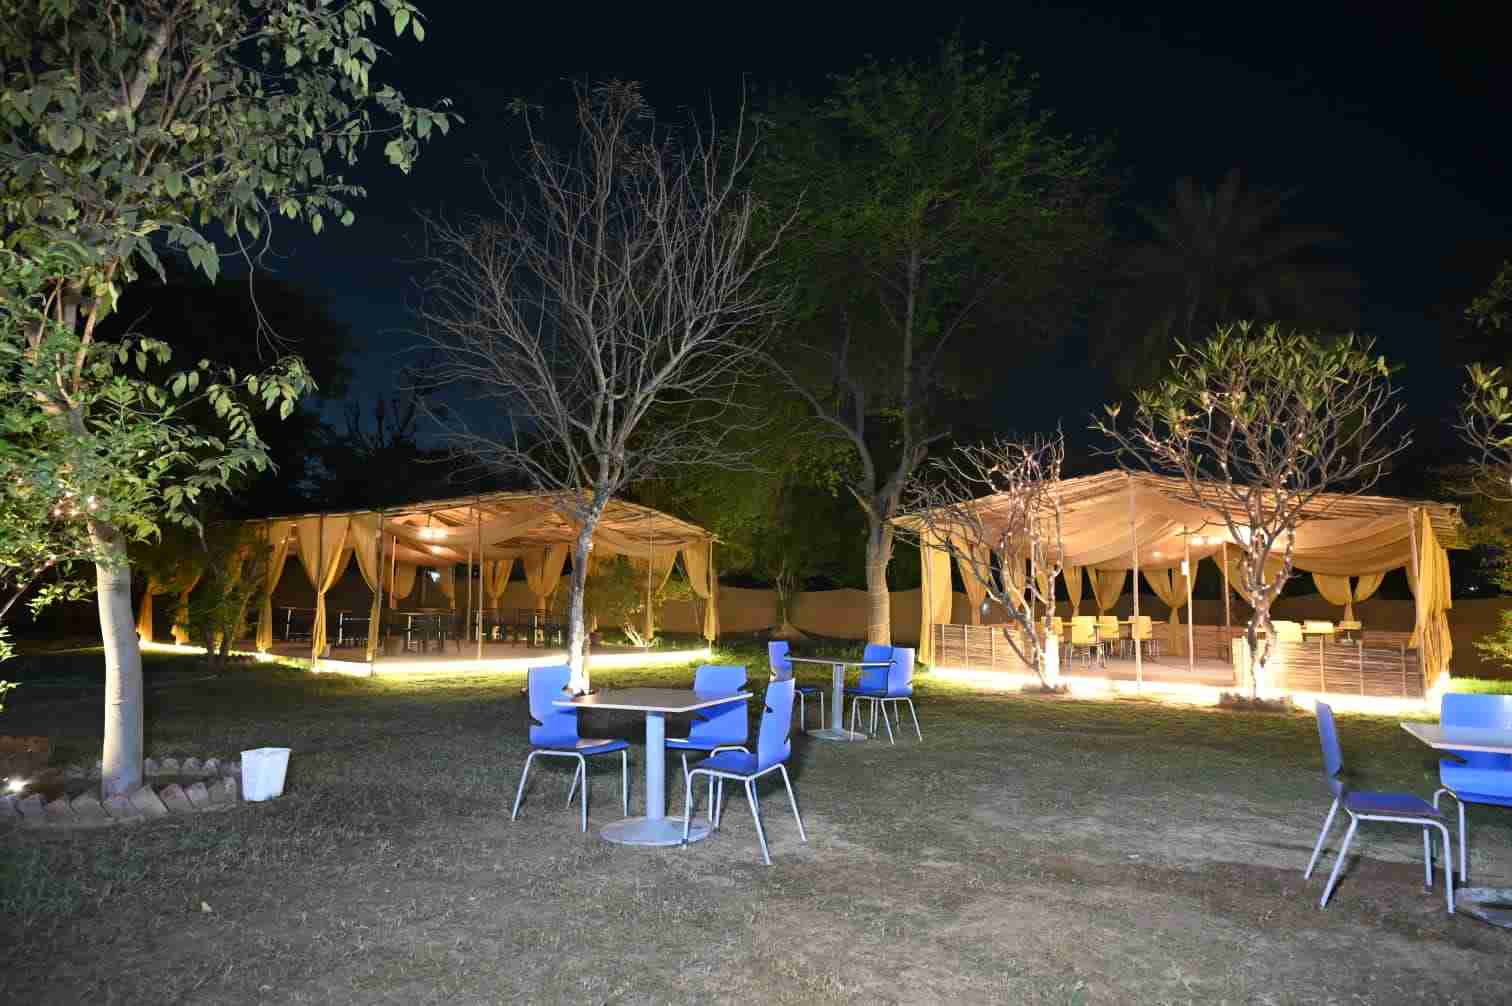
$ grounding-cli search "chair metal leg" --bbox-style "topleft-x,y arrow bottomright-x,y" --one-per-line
566,759 -> 582,807
682,774 -> 695,846
708,774 -> 715,827
1304,797 -> 1340,879
621,749 -> 629,817
848,697 -> 859,738
818,691 -> 825,730
577,754 -> 588,832
1435,788 -> 1468,883
870,699 -> 877,734
1320,815 -> 1358,908
778,763 -> 807,842
905,698 -> 922,740
746,779 -> 771,865
1422,827 -> 1432,888
1437,821 -> 1456,914
511,751 -> 539,820
715,779 -> 726,829
880,699 -> 896,744
796,691 -> 806,732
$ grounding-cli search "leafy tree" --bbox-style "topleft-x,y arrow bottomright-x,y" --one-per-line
0,0 -> 452,796
755,39 -> 1113,645
1096,323 -> 1410,698
1095,169 -> 1359,388
1468,260 -> 1512,333
182,521 -> 267,669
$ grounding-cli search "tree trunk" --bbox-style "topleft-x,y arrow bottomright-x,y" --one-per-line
864,516 -> 893,645
565,517 -> 599,694
93,518 -> 143,798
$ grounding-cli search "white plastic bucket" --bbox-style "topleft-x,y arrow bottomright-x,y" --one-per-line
241,747 -> 291,802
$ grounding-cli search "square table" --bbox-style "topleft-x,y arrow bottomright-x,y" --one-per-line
1401,722 -> 1512,755
785,657 -> 892,742
556,687 -> 750,847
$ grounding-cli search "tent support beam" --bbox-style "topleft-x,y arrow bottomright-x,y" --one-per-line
1129,475 -> 1141,691
1185,529 -> 1195,675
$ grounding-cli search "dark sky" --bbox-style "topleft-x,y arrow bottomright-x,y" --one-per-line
267,2 -> 1511,478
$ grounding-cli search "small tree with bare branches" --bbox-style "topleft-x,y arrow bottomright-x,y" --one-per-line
1095,322 -> 1410,697
1461,364 -> 1512,501
415,81 -> 791,692
900,433 -> 1066,686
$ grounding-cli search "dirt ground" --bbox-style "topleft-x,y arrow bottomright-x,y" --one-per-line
3,655 -> 1511,1004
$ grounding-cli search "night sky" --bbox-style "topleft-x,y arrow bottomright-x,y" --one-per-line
268,3 -> 1511,482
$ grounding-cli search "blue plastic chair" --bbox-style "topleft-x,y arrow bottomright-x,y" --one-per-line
768,641 -> 825,732
682,678 -> 807,865
1305,702 -> 1454,913
846,647 -> 921,744
1433,693 -> 1512,883
510,665 -> 629,832
666,664 -> 749,785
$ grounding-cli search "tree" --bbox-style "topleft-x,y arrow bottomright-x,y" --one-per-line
755,39 -> 1112,645
1467,260 -> 1512,333
0,0 -> 451,796
182,521 -> 267,669
314,386 -> 455,509
1095,169 -> 1359,389
1095,322 -> 1410,697
416,81 -> 790,693
899,433 -> 1067,686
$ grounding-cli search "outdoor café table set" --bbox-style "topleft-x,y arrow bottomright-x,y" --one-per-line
508,645 -> 918,864
1305,692 -> 1512,925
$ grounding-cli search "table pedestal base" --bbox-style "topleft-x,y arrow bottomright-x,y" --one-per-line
809,727 -> 867,742
601,816 -> 710,847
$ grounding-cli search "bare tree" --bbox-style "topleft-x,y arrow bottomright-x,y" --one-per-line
414,81 -> 791,691
1095,322 -> 1411,697
1460,363 -> 1512,500
899,433 -> 1067,686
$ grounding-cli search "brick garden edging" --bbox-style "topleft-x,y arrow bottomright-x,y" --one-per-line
0,758 -> 245,830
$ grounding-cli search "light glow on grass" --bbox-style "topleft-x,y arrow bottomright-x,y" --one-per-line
928,665 -> 1433,713
310,646 -> 715,677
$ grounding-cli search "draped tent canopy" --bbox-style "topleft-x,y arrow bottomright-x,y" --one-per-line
902,470 -> 1465,678
247,490 -> 718,657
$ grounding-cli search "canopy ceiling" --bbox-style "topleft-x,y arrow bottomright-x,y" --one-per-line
899,470 -> 1465,576
257,490 -> 712,568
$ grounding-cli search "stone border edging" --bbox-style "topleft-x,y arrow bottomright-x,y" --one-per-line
0,760 -> 244,830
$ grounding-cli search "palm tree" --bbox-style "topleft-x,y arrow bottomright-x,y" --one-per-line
1097,169 -> 1359,387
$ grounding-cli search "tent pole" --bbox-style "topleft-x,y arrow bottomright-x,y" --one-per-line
476,498 -> 484,660
1221,540 -> 1231,629
313,514 -> 324,662
387,532 -> 397,611
366,512 -> 385,666
1129,475 -> 1141,691
1185,529 -> 1195,675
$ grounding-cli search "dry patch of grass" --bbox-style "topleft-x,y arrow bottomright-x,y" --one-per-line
2,645 -> 1510,1004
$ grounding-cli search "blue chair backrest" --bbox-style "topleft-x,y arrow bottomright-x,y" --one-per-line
860,643 -> 893,690
1315,702 -> 1345,797
756,678 -> 796,771
528,665 -> 578,747
887,647 -> 916,696
1442,693 -> 1512,770
767,640 -> 793,679
689,664 -> 749,746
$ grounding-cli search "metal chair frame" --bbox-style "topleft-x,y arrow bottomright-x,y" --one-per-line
682,759 -> 805,866
511,746 -> 628,833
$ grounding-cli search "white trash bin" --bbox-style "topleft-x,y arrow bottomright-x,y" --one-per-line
241,747 -> 291,802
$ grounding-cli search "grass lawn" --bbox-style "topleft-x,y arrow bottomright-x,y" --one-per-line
3,643 -> 1512,1004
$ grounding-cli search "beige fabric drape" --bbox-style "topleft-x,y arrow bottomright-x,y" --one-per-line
951,535 -> 991,624
387,561 -> 418,608
1089,567 -> 1128,613
296,516 -> 350,658
1312,573 -> 1355,621
1354,571 -> 1386,606
918,543 -> 953,665
136,576 -> 167,642
1406,510 -> 1453,685
256,522 -> 295,652
636,550 -> 679,638
1141,568 -> 1190,625
1063,565 -> 1084,615
169,570 -> 203,644
349,516 -> 382,591
481,558 -> 515,607
680,540 -> 720,641
523,544 -> 570,609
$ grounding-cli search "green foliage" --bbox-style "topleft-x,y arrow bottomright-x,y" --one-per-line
1474,609 -> 1512,672
1095,169 -> 1359,390
1468,260 -> 1512,332
0,0 -> 453,298
182,523 -> 268,661
756,38 -> 1113,402
583,554 -> 692,641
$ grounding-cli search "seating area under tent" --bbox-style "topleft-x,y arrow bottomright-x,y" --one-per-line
181,491 -> 718,674
912,471 -> 1465,704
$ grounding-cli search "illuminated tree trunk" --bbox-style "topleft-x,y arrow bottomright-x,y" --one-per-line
864,518 -> 893,645
92,518 -> 143,798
